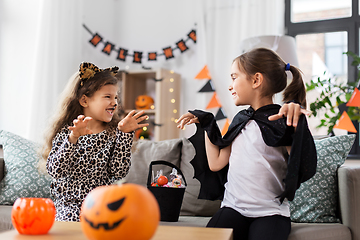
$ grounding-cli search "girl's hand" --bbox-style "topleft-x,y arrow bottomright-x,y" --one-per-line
68,115 -> 93,143
176,112 -> 199,129
118,110 -> 149,133
268,102 -> 311,127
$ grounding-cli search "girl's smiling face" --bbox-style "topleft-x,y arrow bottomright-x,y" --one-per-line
229,61 -> 253,106
82,84 -> 119,126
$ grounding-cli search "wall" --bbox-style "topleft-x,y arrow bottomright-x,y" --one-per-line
81,0 -> 209,140
0,0 -> 284,143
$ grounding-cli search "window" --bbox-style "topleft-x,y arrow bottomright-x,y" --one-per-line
286,0 -> 360,157
286,0 -> 360,131
291,0 -> 352,23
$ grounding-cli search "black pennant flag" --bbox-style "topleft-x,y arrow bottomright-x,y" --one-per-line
102,42 -> 114,55
198,80 -> 215,92
133,51 -> 143,63
163,46 -> 174,60
176,39 -> 189,52
89,33 -> 102,47
148,52 -> 157,61
215,107 -> 227,121
117,48 -> 128,61
188,29 -> 197,43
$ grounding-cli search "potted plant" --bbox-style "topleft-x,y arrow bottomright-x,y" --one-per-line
306,51 -> 360,135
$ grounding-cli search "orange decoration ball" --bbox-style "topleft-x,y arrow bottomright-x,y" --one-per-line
135,95 -> 154,110
11,198 -> 56,235
80,183 -> 160,240
157,176 -> 168,186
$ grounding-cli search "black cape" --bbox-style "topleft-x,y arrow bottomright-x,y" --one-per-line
188,104 -> 317,203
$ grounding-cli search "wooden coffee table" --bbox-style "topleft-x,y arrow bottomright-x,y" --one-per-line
0,221 -> 233,240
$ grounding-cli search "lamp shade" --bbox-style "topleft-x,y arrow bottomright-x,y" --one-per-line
238,35 -> 299,78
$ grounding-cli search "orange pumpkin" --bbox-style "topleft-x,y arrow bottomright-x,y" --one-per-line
135,95 -> 154,110
80,183 -> 160,240
11,198 -> 56,235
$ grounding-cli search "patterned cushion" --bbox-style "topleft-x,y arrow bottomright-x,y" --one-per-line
290,134 -> 356,223
0,130 -> 52,205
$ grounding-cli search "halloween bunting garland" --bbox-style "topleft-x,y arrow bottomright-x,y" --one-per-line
333,88 -> 360,133
195,65 -> 230,135
83,24 -> 196,64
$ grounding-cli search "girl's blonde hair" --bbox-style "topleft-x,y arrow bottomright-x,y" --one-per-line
234,48 -> 306,107
40,69 -> 121,164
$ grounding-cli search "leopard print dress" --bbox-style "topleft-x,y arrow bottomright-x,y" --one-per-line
46,126 -> 133,222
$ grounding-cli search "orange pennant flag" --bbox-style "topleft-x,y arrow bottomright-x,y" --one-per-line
206,92 -> 222,109
195,65 -> 212,79
333,111 -> 357,133
221,119 -> 230,136
346,88 -> 360,107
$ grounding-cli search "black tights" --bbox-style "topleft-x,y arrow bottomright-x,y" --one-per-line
207,207 -> 291,240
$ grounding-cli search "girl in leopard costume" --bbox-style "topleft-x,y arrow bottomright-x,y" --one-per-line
41,62 -> 148,221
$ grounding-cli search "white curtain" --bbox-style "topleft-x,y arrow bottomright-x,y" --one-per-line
26,0 -> 83,143
0,0 -> 42,140
0,0 -> 284,142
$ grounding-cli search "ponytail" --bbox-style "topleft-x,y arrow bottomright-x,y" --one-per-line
283,65 -> 306,107
236,48 -> 307,108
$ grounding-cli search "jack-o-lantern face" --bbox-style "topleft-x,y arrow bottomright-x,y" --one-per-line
11,198 -> 56,235
80,183 -> 160,240
135,95 -> 154,110
83,195 -> 126,230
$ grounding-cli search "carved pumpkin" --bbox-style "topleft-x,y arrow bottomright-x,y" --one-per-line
11,198 -> 56,235
135,95 -> 154,110
80,183 -> 160,240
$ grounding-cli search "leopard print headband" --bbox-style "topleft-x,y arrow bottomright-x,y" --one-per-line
79,62 -> 119,86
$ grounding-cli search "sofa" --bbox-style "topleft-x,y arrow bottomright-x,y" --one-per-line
0,130 -> 360,240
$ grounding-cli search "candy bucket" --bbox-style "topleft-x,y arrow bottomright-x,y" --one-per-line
147,160 -> 187,222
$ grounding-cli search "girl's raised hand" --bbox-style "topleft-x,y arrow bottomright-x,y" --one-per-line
268,102 -> 311,127
118,110 -> 149,133
176,112 -> 199,129
68,115 -> 93,143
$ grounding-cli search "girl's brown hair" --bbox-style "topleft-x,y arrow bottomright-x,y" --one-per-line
235,47 -> 306,107
40,70 -> 121,163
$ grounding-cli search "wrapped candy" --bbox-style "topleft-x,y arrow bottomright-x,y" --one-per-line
153,169 -> 163,183
169,168 -> 179,182
151,168 -> 185,188
172,178 -> 182,187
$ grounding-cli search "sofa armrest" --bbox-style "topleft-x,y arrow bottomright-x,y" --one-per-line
0,144 -> 4,182
338,160 -> 360,240
0,158 -> 3,182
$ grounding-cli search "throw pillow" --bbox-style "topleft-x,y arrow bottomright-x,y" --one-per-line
290,134 -> 356,223
0,130 -> 52,205
126,138 -> 184,186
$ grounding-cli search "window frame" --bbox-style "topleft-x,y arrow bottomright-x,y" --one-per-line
285,0 -> 360,83
285,0 -> 360,158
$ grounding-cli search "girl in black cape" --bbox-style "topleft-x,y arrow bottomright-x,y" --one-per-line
177,48 -> 317,240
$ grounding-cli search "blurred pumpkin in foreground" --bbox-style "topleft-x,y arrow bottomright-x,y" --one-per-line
80,183 -> 160,240
11,198 -> 56,235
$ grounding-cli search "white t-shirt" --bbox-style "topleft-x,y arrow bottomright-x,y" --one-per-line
221,120 -> 290,218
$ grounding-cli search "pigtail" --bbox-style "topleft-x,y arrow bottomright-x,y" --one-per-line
283,65 -> 306,107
